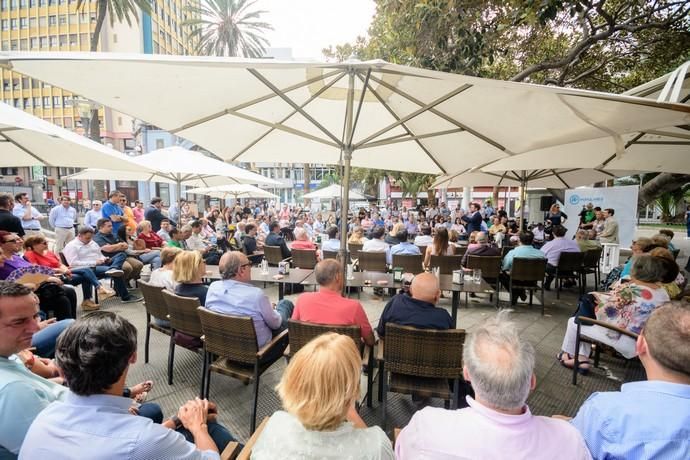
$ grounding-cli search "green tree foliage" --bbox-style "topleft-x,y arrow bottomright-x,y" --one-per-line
183,0 -> 273,57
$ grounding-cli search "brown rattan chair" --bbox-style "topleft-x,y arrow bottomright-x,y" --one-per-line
138,280 -> 171,364
501,246 -> 514,259
322,250 -> 339,260
572,316 -> 639,385
356,251 -> 387,272
347,243 -> 363,254
291,249 -> 318,269
453,245 -> 467,256
377,324 -> 466,428
287,319 -> 375,407
555,252 -> 585,299
465,255 -> 502,307
161,290 -> 205,386
579,248 -> 603,292
197,307 -> 288,434
263,245 -> 285,266
391,254 -> 425,275
429,255 -> 463,275
508,258 -> 547,314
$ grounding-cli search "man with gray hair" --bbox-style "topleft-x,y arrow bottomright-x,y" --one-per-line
205,252 -> 292,359
396,311 -> 591,459
461,231 -> 500,266
292,259 -> 375,346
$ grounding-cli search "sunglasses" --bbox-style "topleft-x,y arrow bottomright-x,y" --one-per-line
3,238 -> 22,243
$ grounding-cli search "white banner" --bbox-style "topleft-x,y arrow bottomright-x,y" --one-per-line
563,185 -> 639,248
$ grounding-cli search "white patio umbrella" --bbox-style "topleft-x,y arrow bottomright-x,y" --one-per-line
5,52 -> 689,260
183,183 -> 278,200
303,184 -> 366,200
0,101 -> 143,170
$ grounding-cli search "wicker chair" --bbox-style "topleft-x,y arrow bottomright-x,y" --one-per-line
161,290 -> 205,386
377,324 -> 466,428
429,255 -> 463,275
508,258 -> 547,314
555,252 -> 585,299
197,307 -> 288,434
501,246 -> 514,259
138,280 -> 171,364
391,254 -> 424,275
579,248 -> 603,292
356,251 -> 387,272
287,320 -> 375,407
572,316 -> 639,385
465,255 -> 502,307
453,245 -> 467,256
263,245 -> 285,266
347,243 -> 363,254
322,250 -> 339,260
291,249 -> 318,269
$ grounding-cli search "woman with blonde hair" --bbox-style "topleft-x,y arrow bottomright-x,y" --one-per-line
348,225 -> 365,245
173,250 -> 208,305
251,333 -> 393,459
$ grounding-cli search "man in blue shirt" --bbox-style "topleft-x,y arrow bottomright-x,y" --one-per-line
569,301 -> 690,459
20,310 -> 235,460
100,190 -> 127,234
48,195 -> 76,253
500,231 -> 546,305
205,252 -> 292,359
461,202 -> 483,234
12,193 -> 45,234
389,229 -> 421,265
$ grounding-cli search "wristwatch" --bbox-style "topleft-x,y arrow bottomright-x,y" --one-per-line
170,415 -> 183,430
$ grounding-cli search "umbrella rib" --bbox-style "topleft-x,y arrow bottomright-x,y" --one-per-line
0,131 -> 54,167
228,71 -> 349,162
169,69 -> 343,134
353,83 -> 473,148
247,68 -> 343,147
358,75 -> 447,174
366,73 -> 508,152
358,128 -> 465,150
347,69 -> 371,147
551,170 -> 570,189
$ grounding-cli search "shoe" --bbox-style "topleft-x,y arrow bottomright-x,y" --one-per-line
105,268 -> 124,277
98,287 -> 116,299
518,291 -> 527,302
121,296 -> 143,303
80,300 -> 100,311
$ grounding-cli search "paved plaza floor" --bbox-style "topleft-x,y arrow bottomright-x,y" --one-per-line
64,230 -> 689,443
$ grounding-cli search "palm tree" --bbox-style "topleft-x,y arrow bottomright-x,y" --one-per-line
183,0 -> 273,57
77,0 -> 151,199
396,173 -> 436,206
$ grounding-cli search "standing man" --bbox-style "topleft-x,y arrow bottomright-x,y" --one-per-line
144,197 -> 166,232
461,203 -> 484,234
12,193 -> 45,235
168,199 -> 186,227
100,190 -> 127,235
48,196 -> 77,254
0,193 -> 24,237
83,200 -> 103,230
597,208 -> 619,244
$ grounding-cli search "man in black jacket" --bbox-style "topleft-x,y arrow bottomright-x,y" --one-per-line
265,221 -> 291,259
144,197 -> 166,232
461,202 -> 483,234
0,193 -> 24,237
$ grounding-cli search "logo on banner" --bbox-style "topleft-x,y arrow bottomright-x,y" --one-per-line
568,194 -> 604,206
569,195 -> 580,205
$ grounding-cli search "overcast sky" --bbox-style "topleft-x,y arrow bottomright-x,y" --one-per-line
257,0 -> 376,60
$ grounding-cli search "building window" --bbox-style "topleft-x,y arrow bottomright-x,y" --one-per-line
1,168 -> 19,175
59,15 -> 66,25
63,96 -> 72,106
68,13 -> 76,24
40,36 -> 48,48
38,0 -> 45,5
19,17 -> 27,29
48,15 -> 56,26
79,12 -> 88,23
1,20 -> 8,31
69,34 -> 77,46
39,16 -> 46,27
13,98 -> 20,108
21,77 -> 29,87
19,39 -> 28,50
29,0 -> 36,6
155,139 -> 165,149
43,96 -> 50,107
49,36 -> 57,47
0,0 -> 7,9
33,96 -> 40,107
10,40 -> 18,50
23,97 -> 29,107
19,0 -> 25,7
52,96 -> 60,106
2,80 -> 9,91
10,18 -> 17,30
29,17 -> 36,28
79,32 -> 88,43
89,11 -> 96,22
10,0 -> 16,8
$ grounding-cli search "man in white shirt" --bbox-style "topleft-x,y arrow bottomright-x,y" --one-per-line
413,224 -> 433,246
12,193 -> 45,235
396,311 -> 591,460
362,226 -> 390,256
320,226 -> 341,258
185,222 -> 210,254
157,219 -> 173,242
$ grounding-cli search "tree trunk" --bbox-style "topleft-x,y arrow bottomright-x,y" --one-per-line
88,0 -> 108,201
639,173 -> 690,205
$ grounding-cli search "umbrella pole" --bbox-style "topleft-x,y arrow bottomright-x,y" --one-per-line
519,176 -> 527,231
339,70 -> 355,287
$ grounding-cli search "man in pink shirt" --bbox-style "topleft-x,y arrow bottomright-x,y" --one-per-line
396,311 -> 591,460
292,259 -> 375,346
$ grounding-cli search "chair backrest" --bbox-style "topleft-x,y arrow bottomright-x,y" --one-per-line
287,320 -> 362,356
263,245 -> 284,265
357,251 -> 387,272
161,290 -> 204,338
582,248 -> 603,268
322,250 -> 339,260
465,255 -> 502,279
391,254 -> 424,275
197,307 -> 259,364
291,249 -> 318,269
138,279 -> 169,322
384,323 -> 465,379
429,255 -> 463,274
501,246 -> 514,259
58,252 -> 69,266
510,258 -> 546,282
557,251 -> 585,271
347,243 -> 363,254
453,246 -> 467,256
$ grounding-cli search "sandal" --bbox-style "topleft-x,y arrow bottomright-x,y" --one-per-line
129,380 -> 154,398
556,351 -> 571,363
560,357 -> 590,375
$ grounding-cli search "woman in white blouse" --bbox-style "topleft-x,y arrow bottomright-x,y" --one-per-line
147,246 -> 181,327
251,333 -> 394,459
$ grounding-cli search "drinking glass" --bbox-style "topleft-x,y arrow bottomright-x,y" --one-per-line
472,268 -> 482,284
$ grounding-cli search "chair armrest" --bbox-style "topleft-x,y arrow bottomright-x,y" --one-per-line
375,339 -> 384,362
281,257 -> 293,263
577,316 -> 639,340
257,329 -> 289,359
220,442 -> 241,460
236,417 -> 271,460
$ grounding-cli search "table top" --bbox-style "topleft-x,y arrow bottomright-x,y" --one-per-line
203,265 -> 314,284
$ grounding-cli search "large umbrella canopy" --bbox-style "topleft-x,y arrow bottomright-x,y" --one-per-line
0,101 -> 144,170
66,146 -> 279,187
4,52 -> 689,259
303,184 -> 366,200
183,184 -> 278,200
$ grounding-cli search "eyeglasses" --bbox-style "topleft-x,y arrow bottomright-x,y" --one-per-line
3,238 -> 21,243
240,262 -> 252,269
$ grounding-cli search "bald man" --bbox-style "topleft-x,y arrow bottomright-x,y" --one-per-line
376,272 -> 453,337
